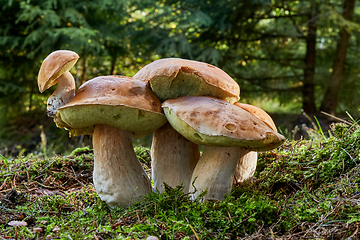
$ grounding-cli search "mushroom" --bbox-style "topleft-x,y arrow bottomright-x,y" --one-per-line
233,102 -> 279,184
8,220 -> 27,240
52,76 -> 167,207
33,227 -> 42,240
232,151 -> 258,184
147,236 -> 159,240
235,103 -> 277,130
133,58 -> 240,193
133,58 -> 240,103
52,225 -> 60,236
151,122 -> 200,193
162,96 -> 285,200
38,50 -> 79,117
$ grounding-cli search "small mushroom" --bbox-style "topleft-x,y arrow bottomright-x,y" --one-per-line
8,220 -> 27,240
52,225 -> 60,236
51,76 -> 167,207
38,50 -> 79,117
134,58 -> 240,193
33,227 -> 42,240
147,236 -> 159,240
162,96 -> 285,200
233,102 -> 279,183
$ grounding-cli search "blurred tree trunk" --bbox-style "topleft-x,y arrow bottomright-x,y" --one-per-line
302,2 -> 318,115
28,83 -> 34,111
320,0 -> 355,115
110,55 -> 117,75
81,49 -> 88,85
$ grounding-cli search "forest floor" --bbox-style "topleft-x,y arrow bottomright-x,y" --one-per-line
0,119 -> 360,239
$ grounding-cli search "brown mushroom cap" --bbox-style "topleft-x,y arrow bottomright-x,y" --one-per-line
234,103 -> 277,131
162,96 -> 285,151
38,50 -> 79,93
133,58 -> 240,103
55,76 -> 167,137
33,227 -> 43,233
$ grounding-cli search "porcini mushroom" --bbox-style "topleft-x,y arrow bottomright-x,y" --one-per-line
54,76 -> 167,206
133,58 -> 240,103
235,103 -> 277,130
151,122 -> 200,193
133,58 -> 240,193
162,96 -> 285,200
48,76 -> 167,207
38,50 -> 79,117
233,103 -> 279,183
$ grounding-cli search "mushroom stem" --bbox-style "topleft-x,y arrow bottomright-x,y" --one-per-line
151,123 -> 200,193
233,150 -> 258,184
93,124 -> 152,207
15,227 -> 19,240
47,71 -> 75,117
189,146 -> 246,200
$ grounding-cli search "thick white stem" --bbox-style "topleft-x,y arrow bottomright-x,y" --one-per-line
233,150 -> 258,184
189,146 -> 244,200
47,71 -> 75,117
93,124 -> 152,207
151,123 -> 200,193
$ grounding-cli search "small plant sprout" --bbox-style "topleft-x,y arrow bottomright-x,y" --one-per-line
8,220 -> 27,240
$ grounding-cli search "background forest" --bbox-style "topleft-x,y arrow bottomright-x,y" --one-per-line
0,0 -> 360,157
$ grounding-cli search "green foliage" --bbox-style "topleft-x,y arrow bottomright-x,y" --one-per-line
1,0 -> 360,154
119,187 -> 281,238
134,146 -> 151,166
257,122 -> 359,191
0,0 -> 149,142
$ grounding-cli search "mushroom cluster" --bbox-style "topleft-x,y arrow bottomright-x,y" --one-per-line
133,58 -> 285,200
133,58 -> 241,193
38,51 -> 285,206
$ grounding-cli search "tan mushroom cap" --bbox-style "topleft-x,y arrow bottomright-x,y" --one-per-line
55,75 -> 167,137
162,96 -> 285,151
133,58 -> 240,103
235,103 -> 277,131
8,221 -> 27,227
38,50 -> 79,93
